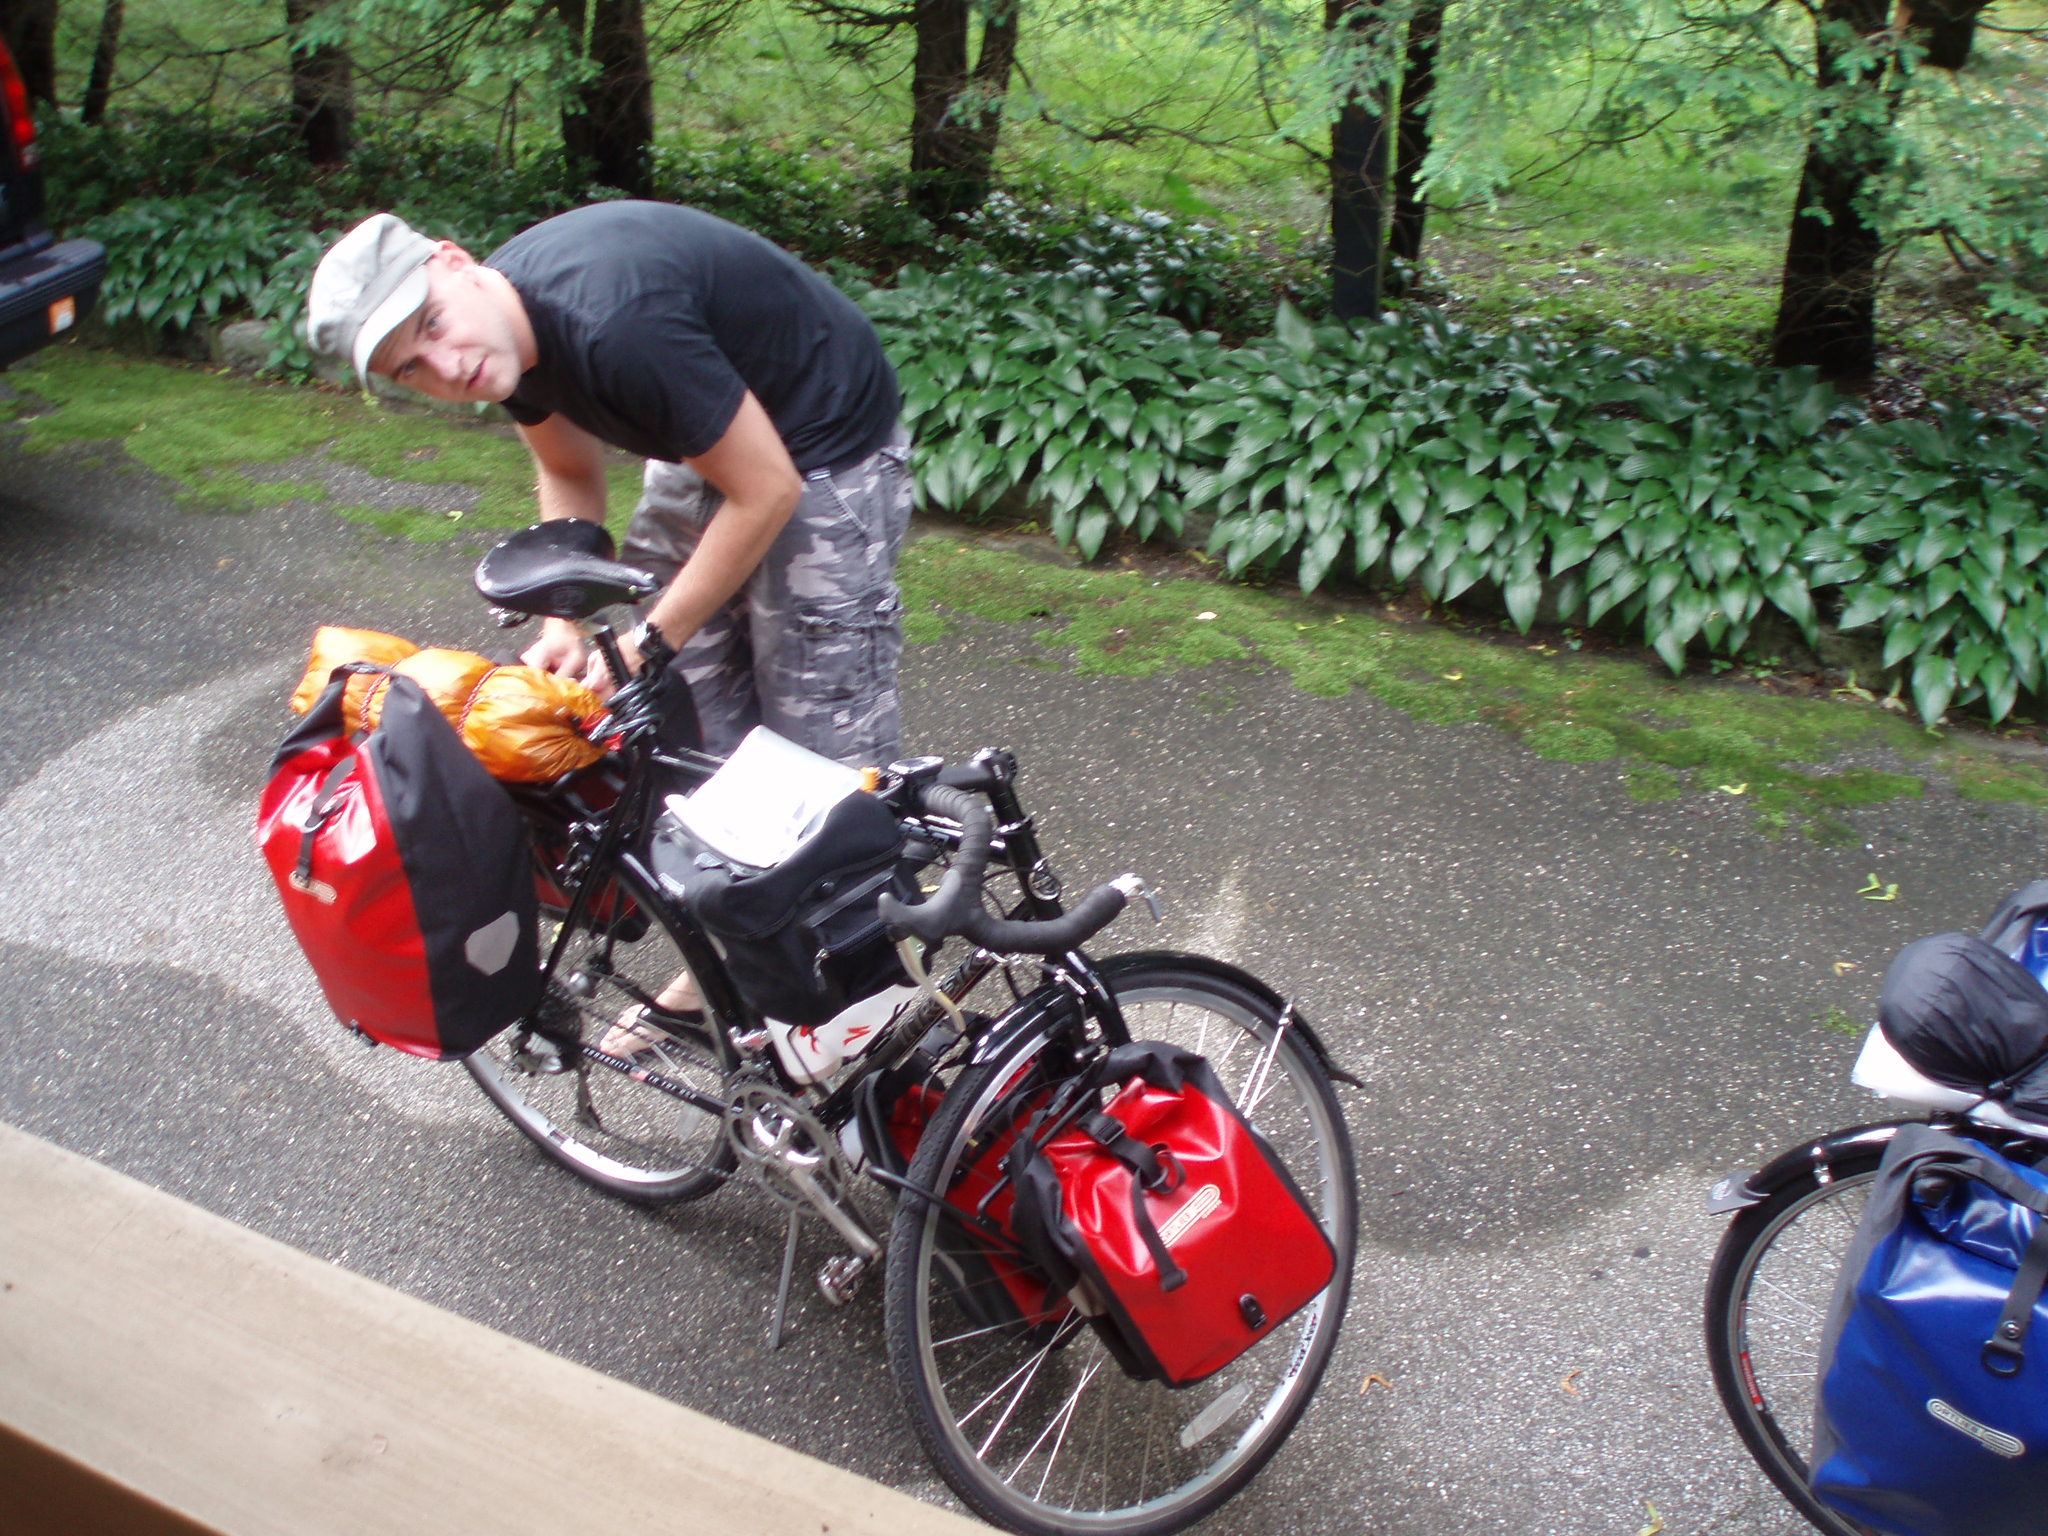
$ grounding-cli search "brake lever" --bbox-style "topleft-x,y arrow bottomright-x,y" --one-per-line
1114,873 -> 1164,923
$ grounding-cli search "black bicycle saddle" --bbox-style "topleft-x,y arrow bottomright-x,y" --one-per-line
474,520 -> 661,620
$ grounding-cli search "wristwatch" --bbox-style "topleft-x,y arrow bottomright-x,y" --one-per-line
630,619 -> 675,670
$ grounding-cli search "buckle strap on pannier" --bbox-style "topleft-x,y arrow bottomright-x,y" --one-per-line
292,755 -> 357,898
1984,1219 -> 2048,1376
1071,1108 -> 1189,1294
1891,1139 -> 2048,1377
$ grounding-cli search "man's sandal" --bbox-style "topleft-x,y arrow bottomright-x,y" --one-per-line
598,1000 -> 707,1063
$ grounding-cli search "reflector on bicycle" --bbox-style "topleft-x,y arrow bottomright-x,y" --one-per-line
258,671 -> 543,1059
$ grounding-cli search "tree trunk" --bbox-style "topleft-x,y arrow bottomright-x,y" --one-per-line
80,0 -> 122,125
285,0 -> 354,168
1385,0 -> 1446,295
1326,0 -> 1392,321
0,0 -> 59,105
909,0 -> 1018,221
1770,0 -> 1986,378
561,0 -> 654,195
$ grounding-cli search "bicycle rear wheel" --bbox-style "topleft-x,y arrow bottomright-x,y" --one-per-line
884,960 -> 1355,1536
465,896 -> 735,1203
1704,1150 -> 1883,1536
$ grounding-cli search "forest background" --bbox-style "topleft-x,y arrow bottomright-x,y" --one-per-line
3,0 -> 2048,727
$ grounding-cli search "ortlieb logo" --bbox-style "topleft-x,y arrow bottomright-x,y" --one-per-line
1927,1397 -> 2025,1459
1158,1184 -> 1222,1248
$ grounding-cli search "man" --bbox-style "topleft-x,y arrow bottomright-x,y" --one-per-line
306,202 -> 912,1044
305,202 -> 911,770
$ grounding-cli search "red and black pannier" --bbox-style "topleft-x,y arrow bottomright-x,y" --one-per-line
1002,1041 -> 1338,1386
257,669 -> 543,1059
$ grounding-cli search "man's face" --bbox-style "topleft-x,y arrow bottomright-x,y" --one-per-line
371,244 -> 524,403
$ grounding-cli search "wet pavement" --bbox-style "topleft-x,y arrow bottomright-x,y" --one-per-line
2,425 -> 2039,1535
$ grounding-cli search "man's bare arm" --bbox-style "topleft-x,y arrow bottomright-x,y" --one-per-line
639,390 -> 803,652
514,414 -> 611,672
517,412 -> 610,523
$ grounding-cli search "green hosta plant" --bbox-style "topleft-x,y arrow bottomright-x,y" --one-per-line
81,194 -> 301,333
862,269 -> 2048,727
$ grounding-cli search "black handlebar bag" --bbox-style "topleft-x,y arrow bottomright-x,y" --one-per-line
1812,1123 -> 2048,1536
1003,1041 -> 1337,1387
257,671 -> 542,1059
650,791 -> 917,1026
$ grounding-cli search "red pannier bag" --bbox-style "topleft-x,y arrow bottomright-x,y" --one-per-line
1004,1041 -> 1337,1386
934,1068 -> 1076,1341
257,669 -> 543,1059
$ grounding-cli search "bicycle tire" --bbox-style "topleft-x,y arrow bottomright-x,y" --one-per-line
884,961 -> 1356,1536
1704,1149 -> 1884,1536
465,897 -> 736,1204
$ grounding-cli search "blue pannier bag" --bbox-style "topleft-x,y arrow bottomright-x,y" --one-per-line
1813,1123 -> 2048,1536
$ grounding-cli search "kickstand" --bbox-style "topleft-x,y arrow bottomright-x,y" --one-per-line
768,1207 -> 801,1351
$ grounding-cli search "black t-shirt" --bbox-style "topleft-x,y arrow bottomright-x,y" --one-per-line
488,202 -> 899,473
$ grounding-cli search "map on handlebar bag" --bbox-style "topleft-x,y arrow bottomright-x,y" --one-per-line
663,726 -> 866,869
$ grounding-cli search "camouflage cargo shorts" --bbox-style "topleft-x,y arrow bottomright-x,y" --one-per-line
621,424 -> 913,768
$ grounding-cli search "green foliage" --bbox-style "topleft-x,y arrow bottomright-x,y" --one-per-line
945,192 -> 1323,335
79,194 -> 300,333
863,267 -> 2048,726
45,112 -> 600,250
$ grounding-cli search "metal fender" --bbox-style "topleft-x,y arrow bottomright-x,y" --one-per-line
1703,1120 -> 1917,1215
972,950 -> 1363,1089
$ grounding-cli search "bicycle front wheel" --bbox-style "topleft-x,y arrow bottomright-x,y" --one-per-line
884,961 -> 1356,1536
465,896 -> 736,1204
1704,1148 -> 1884,1536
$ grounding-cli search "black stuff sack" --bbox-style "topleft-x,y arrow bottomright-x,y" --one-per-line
1878,932 -> 2048,1118
258,670 -> 543,1058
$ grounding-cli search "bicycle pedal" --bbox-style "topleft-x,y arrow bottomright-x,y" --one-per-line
817,1254 -> 868,1306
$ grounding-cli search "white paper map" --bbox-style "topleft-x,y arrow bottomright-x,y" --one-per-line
663,726 -> 864,868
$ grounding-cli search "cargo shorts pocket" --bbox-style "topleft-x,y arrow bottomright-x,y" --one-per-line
786,590 -> 903,708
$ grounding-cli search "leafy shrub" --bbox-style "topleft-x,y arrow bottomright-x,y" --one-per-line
46,111 -> 599,248
79,194 -> 301,332
861,267 -> 2048,726
649,141 -> 935,267
41,110 -> 310,223
942,192 -> 1321,337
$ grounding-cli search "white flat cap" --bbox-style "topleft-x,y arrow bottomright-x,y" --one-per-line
307,213 -> 436,382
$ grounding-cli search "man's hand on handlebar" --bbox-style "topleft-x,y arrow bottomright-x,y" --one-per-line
584,620 -> 675,704
523,618 -> 675,703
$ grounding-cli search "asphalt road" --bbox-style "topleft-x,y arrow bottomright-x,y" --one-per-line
4,422 -> 2044,1535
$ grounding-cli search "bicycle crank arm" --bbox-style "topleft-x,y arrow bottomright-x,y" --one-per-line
784,1162 -> 881,1261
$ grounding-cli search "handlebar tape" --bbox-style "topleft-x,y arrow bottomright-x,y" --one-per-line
877,787 -> 993,944
879,776 -> 1134,955
954,879 -> 1128,956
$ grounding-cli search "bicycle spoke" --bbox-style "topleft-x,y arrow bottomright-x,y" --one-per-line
1749,1272 -> 1830,1323
974,1340 -> 1058,1457
1010,1356 -> 1104,1495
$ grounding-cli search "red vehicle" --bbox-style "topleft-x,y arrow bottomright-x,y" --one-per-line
0,40 -> 104,369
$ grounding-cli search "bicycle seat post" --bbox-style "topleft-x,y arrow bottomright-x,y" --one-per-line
580,616 -> 633,698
